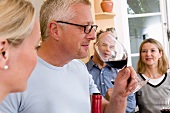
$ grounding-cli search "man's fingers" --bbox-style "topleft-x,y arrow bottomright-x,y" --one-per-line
118,67 -> 130,80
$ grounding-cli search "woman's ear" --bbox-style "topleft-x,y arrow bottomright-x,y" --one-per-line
159,51 -> 163,59
0,39 -> 9,70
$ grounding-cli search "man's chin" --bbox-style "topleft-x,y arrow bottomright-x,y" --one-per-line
77,53 -> 89,59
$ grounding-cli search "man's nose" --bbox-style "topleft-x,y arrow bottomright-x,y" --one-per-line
85,29 -> 96,40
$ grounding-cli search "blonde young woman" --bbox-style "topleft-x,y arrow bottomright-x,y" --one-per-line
0,0 -> 40,103
136,38 -> 170,113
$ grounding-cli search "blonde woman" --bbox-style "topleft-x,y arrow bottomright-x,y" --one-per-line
136,38 -> 170,113
0,0 -> 40,103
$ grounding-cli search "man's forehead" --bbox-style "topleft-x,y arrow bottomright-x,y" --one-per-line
99,32 -> 110,39
99,35 -> 115,45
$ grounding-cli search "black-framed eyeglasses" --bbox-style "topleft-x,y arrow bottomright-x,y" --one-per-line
56,21 -> 98,34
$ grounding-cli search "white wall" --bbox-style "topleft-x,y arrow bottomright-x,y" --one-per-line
113,0 -> 132,65
29,0 -> 44,17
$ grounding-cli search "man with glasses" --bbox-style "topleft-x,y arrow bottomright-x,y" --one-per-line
86,28 -> 136,113
56,21 -> 98,34
0,0 -> 137,113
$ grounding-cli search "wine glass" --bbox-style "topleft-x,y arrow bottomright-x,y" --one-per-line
95,34 -> 128,69
159,98 -> 170,113
94,33 -> 149,93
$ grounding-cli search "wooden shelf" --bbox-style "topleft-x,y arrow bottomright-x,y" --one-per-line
95,12 -> 116,20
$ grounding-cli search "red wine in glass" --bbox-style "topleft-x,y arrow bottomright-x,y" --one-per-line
105,58 -> 127,69
160,109 -> 170,113
95,33 -> 149,93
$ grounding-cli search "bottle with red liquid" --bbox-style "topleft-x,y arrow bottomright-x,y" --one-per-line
91,93 -> 102,113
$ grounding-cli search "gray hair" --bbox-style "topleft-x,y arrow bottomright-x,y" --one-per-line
96,27 -> 117,40
40,0 -> 91,41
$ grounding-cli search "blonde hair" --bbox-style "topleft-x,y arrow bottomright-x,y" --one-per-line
40,0 -> 91,41
137,38 -> 169,74
0,0 -> 35,45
